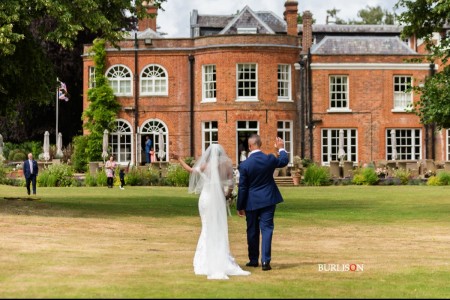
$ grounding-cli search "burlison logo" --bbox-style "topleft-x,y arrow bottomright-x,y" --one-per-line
318,264 -> 364,272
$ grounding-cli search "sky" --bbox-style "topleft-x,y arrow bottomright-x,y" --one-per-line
155,0 -> 401,38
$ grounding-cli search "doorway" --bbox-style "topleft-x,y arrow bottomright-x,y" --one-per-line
236,121 -> 258,165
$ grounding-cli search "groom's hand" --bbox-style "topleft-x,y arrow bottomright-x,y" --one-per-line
237,210 -> 246,217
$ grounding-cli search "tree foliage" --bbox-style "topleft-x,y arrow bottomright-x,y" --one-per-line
325,5 -> 395,25
0,0 -> 166,57
396,0 -> 450,129
0,0 -> 166,143
354,5 -> 395,25
82,38 -> 121,161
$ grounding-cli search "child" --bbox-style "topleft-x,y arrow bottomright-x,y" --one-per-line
150,147 -> 156,162
119,168 -> 125,190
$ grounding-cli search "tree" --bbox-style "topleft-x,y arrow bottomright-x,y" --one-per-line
396,0 -> 450,129
326,8 -> 346,24
0,0 -> 166,143
355,5 -> 395,25
297,13 -> 316,24
82,38 -> 121,161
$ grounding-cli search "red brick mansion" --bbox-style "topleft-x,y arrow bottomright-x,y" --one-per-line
82,0 -> 447,168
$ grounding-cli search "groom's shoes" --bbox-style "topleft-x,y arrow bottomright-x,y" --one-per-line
246,261 -> 259,267
262,262 -> 272,271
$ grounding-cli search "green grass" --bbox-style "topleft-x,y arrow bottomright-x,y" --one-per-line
1,185 -> 450,298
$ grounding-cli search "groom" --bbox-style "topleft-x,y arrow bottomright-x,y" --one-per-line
237,134 -> 289,271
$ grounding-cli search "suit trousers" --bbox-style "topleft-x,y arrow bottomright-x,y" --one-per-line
245,204 -> 276,264
26,174 -> 37,195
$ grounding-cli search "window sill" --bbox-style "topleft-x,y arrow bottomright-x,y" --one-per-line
201,99 -> 217,103
235,98 -> 259,102
391,108 -> 413,113
326,108 -> 352,113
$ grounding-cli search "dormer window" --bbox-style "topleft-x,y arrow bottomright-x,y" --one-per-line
237,27 -> 257,34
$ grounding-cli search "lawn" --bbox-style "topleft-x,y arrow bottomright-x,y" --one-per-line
1,185 -> 450,298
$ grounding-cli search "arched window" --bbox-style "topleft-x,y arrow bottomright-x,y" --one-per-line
141,120 -> 168,162
110,120 -> 133,164
140,65 -> 168,96
106,65 -> 132,96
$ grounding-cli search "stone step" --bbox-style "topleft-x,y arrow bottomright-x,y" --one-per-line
274,176 -> 296,187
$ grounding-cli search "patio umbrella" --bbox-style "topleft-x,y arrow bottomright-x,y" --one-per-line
390,129 -> 397,160
43,131 -> 50,162
158,130 -> 165,161
0,134 -> 3,157
337,129 -> 346,164
101,129 -> 109,163
56,132 -> 63,157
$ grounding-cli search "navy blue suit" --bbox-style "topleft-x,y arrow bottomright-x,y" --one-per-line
23,159 -> 39,195
237,149 -> 289,265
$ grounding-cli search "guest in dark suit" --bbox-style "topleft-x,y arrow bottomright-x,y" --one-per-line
23,153 -> 39,195
237,134 -> 289,271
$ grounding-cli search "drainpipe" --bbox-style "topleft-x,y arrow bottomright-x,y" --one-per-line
298,60 -> 306,159
429,63 -> 436,160
189,55 -> 195,157
134,32 -> 139,166
307,49 -> 313,160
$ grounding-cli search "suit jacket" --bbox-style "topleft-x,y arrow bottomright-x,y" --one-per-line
237,150 -> 289,211
23,159 -> 39,179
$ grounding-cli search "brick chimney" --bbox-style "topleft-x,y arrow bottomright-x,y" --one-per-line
138,1 -> 158,31
301,11 -> 313,54
284,0 -> 298,36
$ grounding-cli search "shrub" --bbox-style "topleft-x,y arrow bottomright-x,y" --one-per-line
426,175 -> 440,186
71,135 -> 89,172
84,173 -> 97,187
393,169 -> 412,185
125,166 -> 160,186
303,164 -> 331,186
37,164 -> 74,187
96,169 -> 107,186
437,171 -> 450,185
352,167 -> 379,185
166,163 -> 190,187
301,158 -> 314,168
8,149 -> 27,161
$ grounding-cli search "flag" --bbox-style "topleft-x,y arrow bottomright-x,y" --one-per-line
58,81 -> 69,101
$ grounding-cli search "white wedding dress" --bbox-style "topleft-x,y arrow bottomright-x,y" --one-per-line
189,145 -> 250,280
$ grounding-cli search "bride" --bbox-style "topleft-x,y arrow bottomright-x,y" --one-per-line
175,144 -> 251,280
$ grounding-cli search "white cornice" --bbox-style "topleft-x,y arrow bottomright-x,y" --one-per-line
310,63 -> 438,70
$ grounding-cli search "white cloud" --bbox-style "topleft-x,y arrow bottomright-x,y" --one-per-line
156,0 -> 399,38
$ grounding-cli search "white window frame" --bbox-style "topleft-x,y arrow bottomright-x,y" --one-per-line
392,75 -> 413,112
202,65 -> 216,102
236,63 -> 258,101
140,64 -> 168,96
328,75 -> 351,112
202,121 -> 218,152
106,65 -> 132,96
88,66 -> 96,89
277,64 -> 292,102
386,128 -> 422,160
110,119 -> 133,164
447,129 -> 450,161
237,28 -> 257,34
321,128 -> 358,165
277,121 -> 294,164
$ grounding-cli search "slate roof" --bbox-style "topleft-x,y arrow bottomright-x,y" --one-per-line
302,24 -> 404,34
311,36 -> 418,55
191,6 -> 286,37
